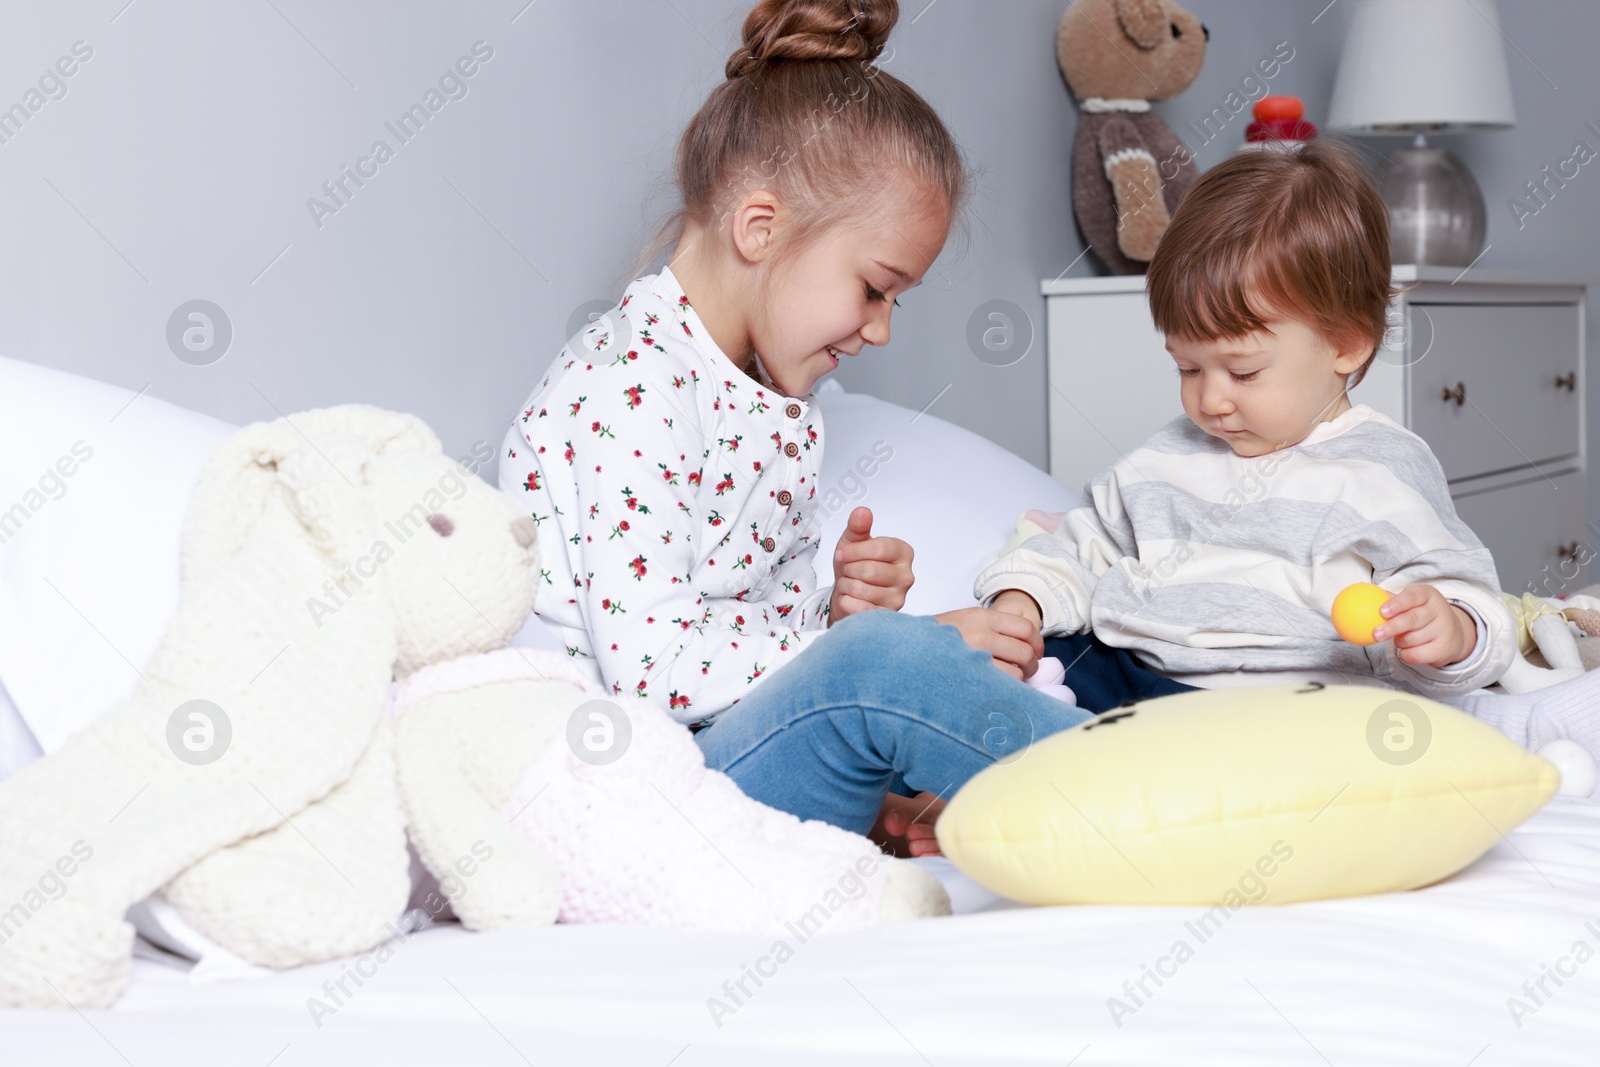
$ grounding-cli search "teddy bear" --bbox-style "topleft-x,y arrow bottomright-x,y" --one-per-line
1058,0 -> 1208,273
0,404 -> 947,1009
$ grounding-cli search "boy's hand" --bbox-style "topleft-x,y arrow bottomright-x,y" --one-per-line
1372,585 -> 1477,668
828,507 -> 913,623
934,603 -> 1044,681
990,589 -> 1043,630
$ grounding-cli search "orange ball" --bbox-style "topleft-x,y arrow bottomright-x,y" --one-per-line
1331,583 -> 1392,646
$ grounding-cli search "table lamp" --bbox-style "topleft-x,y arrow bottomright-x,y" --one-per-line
1326,0 -> 1516,266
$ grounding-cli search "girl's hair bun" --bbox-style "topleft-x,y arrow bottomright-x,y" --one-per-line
726,0 -> 898,79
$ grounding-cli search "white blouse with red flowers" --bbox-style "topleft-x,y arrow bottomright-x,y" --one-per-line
499,265 -> 832,727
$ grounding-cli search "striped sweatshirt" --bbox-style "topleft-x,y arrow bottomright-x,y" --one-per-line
973,403 -> 1517,699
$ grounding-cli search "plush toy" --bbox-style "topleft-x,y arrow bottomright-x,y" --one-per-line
1493,591 -> 1600,797
1497,591 -> 1600,692
394,647 -> 947,934
0,404 -> 947,1010
0,406 -> 534,1006
1057,0 -> 1208,273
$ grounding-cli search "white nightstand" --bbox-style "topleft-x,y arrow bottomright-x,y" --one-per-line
1042,267 -> 1589,597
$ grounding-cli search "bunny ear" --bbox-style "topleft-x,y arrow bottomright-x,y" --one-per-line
1115,0 -> 1168,49
182,405 -> 440,587
274,435 -> 386,573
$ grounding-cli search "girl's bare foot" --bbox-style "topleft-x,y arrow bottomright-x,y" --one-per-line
870,791 -> 947,857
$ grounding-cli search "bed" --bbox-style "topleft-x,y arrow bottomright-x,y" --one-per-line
2,355 -> 1596,1063
5,798 -> 1597,1064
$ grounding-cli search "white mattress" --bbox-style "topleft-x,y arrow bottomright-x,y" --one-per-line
11,797 -> 1600,1065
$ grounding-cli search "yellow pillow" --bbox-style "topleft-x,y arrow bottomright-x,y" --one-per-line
936,684 -> 1558,906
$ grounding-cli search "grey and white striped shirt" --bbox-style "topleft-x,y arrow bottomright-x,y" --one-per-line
974,404 -> 1516,699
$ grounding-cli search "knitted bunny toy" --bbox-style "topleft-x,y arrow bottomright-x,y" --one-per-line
0,405 -> 947,1009
392,647 -> 950,935
0,405 -> 541,1007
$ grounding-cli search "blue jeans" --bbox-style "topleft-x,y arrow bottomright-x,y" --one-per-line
691,610 -> 1094,835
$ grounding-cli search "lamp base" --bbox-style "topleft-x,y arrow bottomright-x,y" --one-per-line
1377,138 -> 1487,267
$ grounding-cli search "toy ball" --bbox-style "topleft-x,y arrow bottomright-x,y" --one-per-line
1331,583 -> 1392,646
1537,740 -> 1598,798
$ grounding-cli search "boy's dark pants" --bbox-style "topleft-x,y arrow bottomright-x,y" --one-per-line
1042,631 -> 1199,713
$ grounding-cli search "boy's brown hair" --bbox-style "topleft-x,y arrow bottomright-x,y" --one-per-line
1146,138 -> 1396,389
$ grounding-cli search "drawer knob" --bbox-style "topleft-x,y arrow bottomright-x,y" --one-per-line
1559,541 -> 1582,562
1555,372 -> 1577,392
1441,382 -> 1466,407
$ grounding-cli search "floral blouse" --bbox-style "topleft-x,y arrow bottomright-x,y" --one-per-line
498,265 -> 831,727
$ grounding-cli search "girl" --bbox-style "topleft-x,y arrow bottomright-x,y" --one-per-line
500,0 -> 1087,849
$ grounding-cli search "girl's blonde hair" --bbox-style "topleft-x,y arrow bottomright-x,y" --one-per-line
624,0 -> 972,287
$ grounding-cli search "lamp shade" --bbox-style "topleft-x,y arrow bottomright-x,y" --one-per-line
1326,0 -> 1516,134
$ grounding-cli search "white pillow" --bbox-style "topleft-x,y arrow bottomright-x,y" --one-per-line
0,675 -> 42,784
809,379 -> 1079,616
0,356 -> 235,754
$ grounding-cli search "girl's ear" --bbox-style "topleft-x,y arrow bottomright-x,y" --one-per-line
729,190 -> 782,265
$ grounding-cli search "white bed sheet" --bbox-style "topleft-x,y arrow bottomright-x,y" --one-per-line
11,797 -> 1600,1065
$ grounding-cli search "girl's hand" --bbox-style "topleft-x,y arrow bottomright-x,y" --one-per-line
1372,584 -> 1478,668
829,507 -> 913,620
933,606 -> 1044,681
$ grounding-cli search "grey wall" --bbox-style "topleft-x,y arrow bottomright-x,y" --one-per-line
2,1 -> 1595,501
